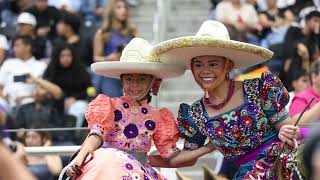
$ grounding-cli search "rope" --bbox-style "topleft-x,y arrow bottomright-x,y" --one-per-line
58,163 -> 72,180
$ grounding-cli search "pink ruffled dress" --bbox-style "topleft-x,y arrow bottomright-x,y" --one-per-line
78,94 -> 180,180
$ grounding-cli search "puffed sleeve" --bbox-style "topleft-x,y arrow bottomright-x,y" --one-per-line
85,94 -> 115,142
153,108 -> 180,160
259,72 -> 290,125
178,103 -> 207,150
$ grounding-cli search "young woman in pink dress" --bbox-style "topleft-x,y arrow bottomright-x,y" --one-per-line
64,38 -> 216,180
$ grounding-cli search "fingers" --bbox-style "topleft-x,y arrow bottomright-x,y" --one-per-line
66,167 -> 76,177
280,134 -> 294,147
282,125 -> 298,131
72,165 -> 83,175
66,164 -> 82,177
280,130 -> 299,139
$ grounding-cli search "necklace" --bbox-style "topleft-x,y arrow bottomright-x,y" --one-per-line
203,79 -> 235,110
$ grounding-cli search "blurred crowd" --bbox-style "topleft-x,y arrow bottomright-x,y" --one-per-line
0,0 -> 138,179
209,0 -> 320,121
1,0 -> 320,179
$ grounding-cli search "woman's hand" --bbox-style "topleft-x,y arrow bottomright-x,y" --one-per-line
278,125 -> 300,148
64,97 -> 77,111
66,154 -> 86,178
203,142 -> 216,152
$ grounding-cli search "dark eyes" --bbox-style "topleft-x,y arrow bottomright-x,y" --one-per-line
194,63 -> 219,67
124,76 -> 149,81
209,63 -> 219,67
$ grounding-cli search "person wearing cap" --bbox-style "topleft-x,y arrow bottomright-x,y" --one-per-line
0,34 -> 9,66
65,38 -> 216,180
15,12 -> 47,60
150,20 -> 320,179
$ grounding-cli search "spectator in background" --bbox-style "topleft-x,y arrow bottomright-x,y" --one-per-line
55,12 -> 93,67
282,10 -> 320,71
215,0 -> 259,42
0,34 -> 9,65
0,0 -> 32,25
22,122 -> 62,180
258,0 -> 294,41
14,74 -> 62,129
281,42 -> 313,90
290,60 -> 320,116
26,0 -> 61,40
93,0 -> 137,97
79,0 -> 107,25
43,44 -> 91,127
286,69 -> 310,109
15,12 -> 48,60
0,35 -> 47,117
48,0 -> 82,14
0,35 -> 9,129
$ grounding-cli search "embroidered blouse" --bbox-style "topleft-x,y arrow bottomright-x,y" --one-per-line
86,94 -> 180,160
178,72 -> 289,160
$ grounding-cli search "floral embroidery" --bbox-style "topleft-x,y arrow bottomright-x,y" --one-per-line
89,124 -> 105,138
269,108 -> 289,124
178,73 -> 289,161
184,141 -> 199,150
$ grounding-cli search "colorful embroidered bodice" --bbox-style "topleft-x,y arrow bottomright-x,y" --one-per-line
178,72 -> 289,160
86,95 -> 180,159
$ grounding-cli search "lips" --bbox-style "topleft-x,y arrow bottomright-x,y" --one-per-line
200,77 -> 216,82
131,90 -> 141,94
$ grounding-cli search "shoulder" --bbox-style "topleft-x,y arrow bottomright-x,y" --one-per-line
92,94 -> 113,104
286,26 -> 302,34
294,87 -> 312,99
1,58 -> 20,67
32,59 -> 47,68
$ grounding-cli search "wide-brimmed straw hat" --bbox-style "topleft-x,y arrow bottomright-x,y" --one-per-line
151,20 -> 274,69
91,37 -> 185,79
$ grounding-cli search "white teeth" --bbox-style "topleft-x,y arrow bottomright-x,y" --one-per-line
203,78 -> 214,81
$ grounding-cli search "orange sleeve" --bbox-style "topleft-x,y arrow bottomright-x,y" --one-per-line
85,94 -> 115,142
153,108 -> 180,160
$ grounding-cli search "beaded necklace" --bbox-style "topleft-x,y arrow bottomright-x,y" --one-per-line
203,79 -> 235,110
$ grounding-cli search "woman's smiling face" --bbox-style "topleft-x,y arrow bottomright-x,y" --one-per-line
191,55 -> 230,90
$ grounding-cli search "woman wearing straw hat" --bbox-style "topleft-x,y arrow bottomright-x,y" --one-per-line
65,38 -> 216,180
150,20 -> 319,179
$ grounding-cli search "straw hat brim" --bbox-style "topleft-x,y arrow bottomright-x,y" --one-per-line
91,61 -> 185,79
151,36 -> 274,69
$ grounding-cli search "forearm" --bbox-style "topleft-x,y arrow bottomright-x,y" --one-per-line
45,155 -> 63,175
93,55 -> 107,62
34,78 -> 63,99
77,135 -> 102,159
276,103 -> 320,130
149,155 -> 196,168
292,102 -> 320,124
167,146 -> 213,167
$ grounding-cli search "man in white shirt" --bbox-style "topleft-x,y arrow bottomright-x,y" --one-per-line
0,35 -> 47,115
0,34 -> 8,66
